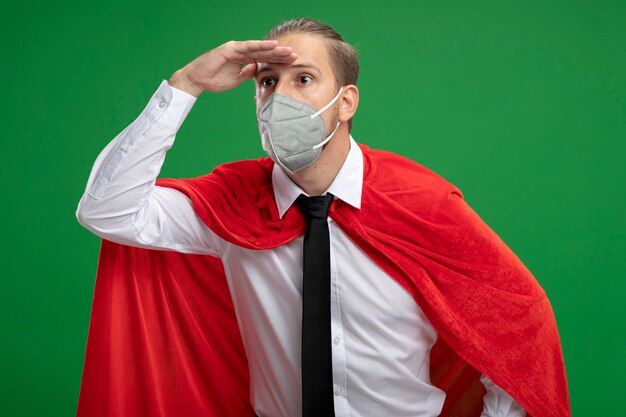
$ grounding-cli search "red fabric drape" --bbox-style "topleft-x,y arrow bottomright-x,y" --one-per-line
77,143 -> 570,417
77,241 -> 253,416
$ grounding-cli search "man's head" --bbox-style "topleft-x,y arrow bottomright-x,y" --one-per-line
263,19 -> 360,117
254,18 -> 359,133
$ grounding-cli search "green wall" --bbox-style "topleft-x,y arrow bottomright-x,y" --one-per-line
2,1 -> 624,415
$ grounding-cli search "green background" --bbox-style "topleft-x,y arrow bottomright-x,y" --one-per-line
2,0 -> 624,415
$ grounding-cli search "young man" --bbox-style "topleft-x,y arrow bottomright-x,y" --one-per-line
76,18 -> 569,417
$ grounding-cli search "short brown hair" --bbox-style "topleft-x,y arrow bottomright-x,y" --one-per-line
264,18 -> 359,131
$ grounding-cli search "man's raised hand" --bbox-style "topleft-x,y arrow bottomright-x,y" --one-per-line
168,40 -> 297,97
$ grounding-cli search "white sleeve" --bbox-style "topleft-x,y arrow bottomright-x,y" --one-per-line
76,80 -> 223,257
479,374 -> 526,417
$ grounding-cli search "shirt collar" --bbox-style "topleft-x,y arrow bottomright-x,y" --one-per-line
272,135 -> 363,219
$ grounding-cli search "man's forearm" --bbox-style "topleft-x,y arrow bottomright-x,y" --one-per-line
75,80 -> 202,249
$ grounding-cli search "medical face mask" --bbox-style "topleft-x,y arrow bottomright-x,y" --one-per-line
257,87 -> 344,174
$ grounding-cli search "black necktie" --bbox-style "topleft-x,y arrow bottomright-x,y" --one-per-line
295,192 -> 336,417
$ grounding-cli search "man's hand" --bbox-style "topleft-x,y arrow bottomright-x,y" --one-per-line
168,40 -> 297,97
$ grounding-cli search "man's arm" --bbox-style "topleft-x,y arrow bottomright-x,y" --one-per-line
75,80 -> 225,255
76,40 -> 298,255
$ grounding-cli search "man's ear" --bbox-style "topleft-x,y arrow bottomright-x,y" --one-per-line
339,84 -> 359,123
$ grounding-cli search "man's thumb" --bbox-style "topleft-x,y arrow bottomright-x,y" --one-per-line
238,62 -> 257,81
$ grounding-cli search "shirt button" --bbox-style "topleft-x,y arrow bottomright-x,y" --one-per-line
120,144 -> 129,151
334,385 -> 342,396
158,100 -> 166,108
330,284 -> 336,294
333,337 -> 341,345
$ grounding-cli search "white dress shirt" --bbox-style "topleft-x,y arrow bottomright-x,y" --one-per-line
76,80 -> 526,417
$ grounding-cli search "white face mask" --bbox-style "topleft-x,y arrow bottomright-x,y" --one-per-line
257,87 -> 343,174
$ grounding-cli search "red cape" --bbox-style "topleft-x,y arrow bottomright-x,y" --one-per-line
77,143 -> 571,417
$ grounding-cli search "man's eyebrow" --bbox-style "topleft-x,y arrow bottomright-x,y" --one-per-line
255,63 -> 322,76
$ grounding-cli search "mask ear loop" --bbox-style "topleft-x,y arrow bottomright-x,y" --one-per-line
312,120 -> 341,150
310,86 -> 344,150
310,86 -> 344,119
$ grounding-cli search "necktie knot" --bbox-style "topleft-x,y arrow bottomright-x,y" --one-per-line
296,193 -> 334,220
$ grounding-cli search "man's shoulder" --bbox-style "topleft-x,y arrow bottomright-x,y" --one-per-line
157,156 -> 274,200
215,156 -> 272,173
358,142 -> 461,197
195,156 -> 273,185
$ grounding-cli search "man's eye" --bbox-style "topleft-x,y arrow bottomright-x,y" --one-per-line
262,78 -> 276,87
298,75 -> 312,84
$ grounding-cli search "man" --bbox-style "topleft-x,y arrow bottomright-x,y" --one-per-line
76,18 -> 569,417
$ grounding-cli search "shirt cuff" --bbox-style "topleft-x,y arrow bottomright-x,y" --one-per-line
142,79 -> 197,131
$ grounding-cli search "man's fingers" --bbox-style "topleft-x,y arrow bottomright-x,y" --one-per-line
238,62 -> 257,80
228,52 -> 297,67
227,40 -> 295,64
231,39 -> 279,53
193,40 -> 297,92
248,49 -> 297,61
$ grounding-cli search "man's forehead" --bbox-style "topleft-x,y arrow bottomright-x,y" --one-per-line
256,33 -> 332,74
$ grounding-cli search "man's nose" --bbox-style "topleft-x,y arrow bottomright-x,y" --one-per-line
274,80 -> 292,96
